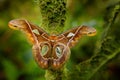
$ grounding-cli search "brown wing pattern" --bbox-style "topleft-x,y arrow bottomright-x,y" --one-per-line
61,25 -> 96,47
8,19 -> 49,44
8,19 -> 96,70
8,19 -> 50,69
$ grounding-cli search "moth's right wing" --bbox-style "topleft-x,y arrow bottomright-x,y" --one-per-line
60,25 -> 96,47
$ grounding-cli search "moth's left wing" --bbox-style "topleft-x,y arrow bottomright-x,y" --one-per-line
8,19 -> 49,44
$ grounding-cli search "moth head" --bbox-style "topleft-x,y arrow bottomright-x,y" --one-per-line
80,25 -> 96,36
8,19 -> 26,30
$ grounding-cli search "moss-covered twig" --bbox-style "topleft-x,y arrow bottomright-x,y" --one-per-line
39,0 -> 67,80
39,0 -> 67,34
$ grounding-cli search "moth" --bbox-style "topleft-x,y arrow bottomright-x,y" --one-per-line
8,19 -> 96,70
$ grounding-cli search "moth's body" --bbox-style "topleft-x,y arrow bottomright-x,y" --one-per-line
32,34 -> 70,69
8,19 -> 96,70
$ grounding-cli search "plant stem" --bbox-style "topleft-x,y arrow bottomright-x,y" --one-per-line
38,0 -> 68,80
39,0 -> 67,34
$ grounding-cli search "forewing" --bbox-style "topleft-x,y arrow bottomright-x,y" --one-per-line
8,19 -> 49,44
61,25 -> 96,47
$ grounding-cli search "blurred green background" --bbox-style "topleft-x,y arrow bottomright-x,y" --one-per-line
0,0 -> 120,80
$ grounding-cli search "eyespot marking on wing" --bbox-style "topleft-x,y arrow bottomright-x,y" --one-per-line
56,46 -> 62,58
67,32 -> 75,38
32,29 -> 40,35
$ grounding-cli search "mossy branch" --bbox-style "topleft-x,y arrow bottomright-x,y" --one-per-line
39,0 -> 67,80
45,67 -> 68,80
39,0 -> 67,34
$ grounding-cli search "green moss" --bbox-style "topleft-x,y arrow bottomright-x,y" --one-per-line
39,0 -> 67,34
45,67 -> 68,80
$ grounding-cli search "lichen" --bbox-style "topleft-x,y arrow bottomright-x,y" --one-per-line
39,0 -> 67,34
